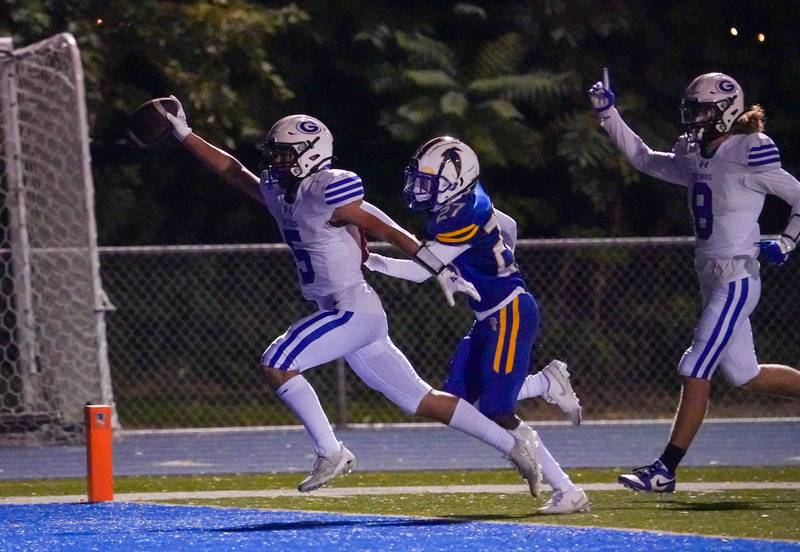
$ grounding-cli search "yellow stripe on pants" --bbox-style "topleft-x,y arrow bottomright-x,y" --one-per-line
504,297 -> 520,374
492,306 -> 507,373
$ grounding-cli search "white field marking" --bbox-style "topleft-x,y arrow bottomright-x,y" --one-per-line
120,417 -> 800,436
3,481 -> 799,505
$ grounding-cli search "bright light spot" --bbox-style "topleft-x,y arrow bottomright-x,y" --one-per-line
96,18 -> 104,25
757,32 -> 766,42
729,27 -> 738,36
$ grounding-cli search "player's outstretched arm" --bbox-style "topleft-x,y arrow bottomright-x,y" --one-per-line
332,200 -> 420,254
364,253 -> 431,283
588,69 -> 685,186
332,200 -> 479,305
164,96 -> 264,205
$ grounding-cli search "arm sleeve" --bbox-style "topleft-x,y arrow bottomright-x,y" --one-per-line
421,239 -> 471,266
600,107 -> 687,186
358,201 -> 404,230
745,168 -> 800,242
367,240 -> 469,282
494,209 -> 518,251
365,254 -> 432,283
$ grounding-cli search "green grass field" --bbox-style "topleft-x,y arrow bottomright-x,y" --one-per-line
2,467 -> 798,541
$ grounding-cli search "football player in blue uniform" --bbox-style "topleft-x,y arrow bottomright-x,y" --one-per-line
366,137 -> 589,514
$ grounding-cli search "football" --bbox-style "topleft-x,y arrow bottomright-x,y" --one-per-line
126,96 -> 181,148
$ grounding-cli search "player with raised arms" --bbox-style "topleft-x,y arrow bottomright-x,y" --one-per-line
589,69 -> 800,492
364,136 -> 589,514
131,96 -> 543,494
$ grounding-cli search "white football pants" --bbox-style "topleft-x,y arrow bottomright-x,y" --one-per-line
678,273 -> 761,386
261,309 -> 432,414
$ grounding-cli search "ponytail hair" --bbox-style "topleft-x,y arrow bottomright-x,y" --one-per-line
730,104 -> 766,134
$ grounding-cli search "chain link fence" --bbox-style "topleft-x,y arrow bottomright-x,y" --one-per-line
100,238 -> 799,429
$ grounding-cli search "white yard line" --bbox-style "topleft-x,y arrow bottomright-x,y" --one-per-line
120,417 -> 800,435
2,481 -> 798,505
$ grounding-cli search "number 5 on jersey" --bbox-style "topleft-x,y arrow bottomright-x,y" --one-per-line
284,228 -> 315,284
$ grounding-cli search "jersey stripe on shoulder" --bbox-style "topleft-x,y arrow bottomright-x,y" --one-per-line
747,141 -> 781,167
325,175 -> 364,206
437,223 -> 479,243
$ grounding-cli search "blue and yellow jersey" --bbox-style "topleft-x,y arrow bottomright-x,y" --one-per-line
426,184 -> 527,314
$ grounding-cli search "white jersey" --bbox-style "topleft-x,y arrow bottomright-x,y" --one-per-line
259,168 -> 384,315
601,108 -> 800,264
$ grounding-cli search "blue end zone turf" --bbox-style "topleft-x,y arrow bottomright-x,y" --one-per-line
1,503 -> 797,551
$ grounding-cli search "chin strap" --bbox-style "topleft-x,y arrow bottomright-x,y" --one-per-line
698,126 -> 723,147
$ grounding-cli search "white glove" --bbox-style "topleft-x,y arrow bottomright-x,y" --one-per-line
435,267 -> 481,307
363,253 -> 386,272
164,95 -> 192,142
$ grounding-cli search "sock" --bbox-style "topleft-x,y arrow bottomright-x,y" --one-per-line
517,372 -> 548,400
537,440 -> 573,491
276,376 -> 340,458
658,442 -> 686,473
449,399 -> 515,454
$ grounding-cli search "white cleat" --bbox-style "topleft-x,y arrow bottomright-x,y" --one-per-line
537,486 -> 591,515
505,423 -> 543,497
542,359 -> 582,426
297,442 -> 356,493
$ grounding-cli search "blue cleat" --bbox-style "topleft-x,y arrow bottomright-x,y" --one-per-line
618,460 -> 676,493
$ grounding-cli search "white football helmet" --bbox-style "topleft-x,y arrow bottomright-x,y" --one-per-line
680,72 -> 744,143
403,136 -> 480,211
262,114 -> 333,185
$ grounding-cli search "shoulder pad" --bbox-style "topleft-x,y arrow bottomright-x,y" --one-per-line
313,169 -> 364,207
722,133 -> 781,171
428,188 -> 492,245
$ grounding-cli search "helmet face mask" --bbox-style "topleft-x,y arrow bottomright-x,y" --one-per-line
261,115 -> 333,187
680,99 -> 728,143
680,72 -> 744,144
403,137 -> 480,212
403,160 -> 437,211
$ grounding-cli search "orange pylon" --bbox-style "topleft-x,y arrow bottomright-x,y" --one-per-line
85,404 -> 113,502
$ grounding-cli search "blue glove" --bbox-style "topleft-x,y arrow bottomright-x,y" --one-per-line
756,238 -> 795,265
588,81 -> 615,112
588,68 -> 615,113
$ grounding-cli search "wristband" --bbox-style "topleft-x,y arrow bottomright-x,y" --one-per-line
413,244 -> 445,275
781,213 -> 800,244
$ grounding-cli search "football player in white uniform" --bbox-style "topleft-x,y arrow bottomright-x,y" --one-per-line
158,97 -> 543,494
589,70 -> 800,492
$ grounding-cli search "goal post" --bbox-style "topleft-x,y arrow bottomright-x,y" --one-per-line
0,33 -> 115,443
